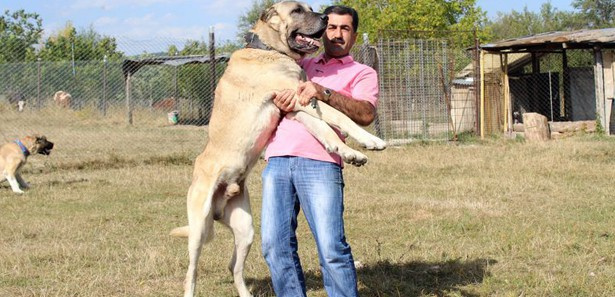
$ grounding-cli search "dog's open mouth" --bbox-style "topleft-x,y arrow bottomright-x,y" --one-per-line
290,28 -> 325,54
296,33 -> 322,48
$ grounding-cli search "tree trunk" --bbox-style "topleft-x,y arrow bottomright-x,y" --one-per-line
523,112 -> 550,142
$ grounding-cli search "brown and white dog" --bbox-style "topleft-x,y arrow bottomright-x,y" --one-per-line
170,1 -> 385,297
53,91 -> 72,108
0,135 -> 54,194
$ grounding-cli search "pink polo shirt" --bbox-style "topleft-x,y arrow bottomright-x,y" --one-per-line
264,53 -> 379,166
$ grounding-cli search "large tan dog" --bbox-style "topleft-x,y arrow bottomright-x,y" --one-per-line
172,2 -> 386,296
0,135 -> 54,194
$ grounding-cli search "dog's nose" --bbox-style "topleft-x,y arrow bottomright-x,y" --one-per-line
320,14 -> 328,22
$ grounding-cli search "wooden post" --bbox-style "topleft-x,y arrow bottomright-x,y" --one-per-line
594,48 -> 607,129
563,49 -> 570,120
594,48 -> 606,132
503,53 -> 512,133
523,112 -> 550,142
602,51 -> 614,135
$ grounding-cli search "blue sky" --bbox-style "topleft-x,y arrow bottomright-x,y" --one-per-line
2,0 -> 573,54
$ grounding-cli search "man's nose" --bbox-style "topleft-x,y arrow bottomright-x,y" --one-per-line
331,27 -> 343,38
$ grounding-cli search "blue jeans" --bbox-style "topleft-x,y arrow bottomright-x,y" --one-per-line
261,157 -> 359,297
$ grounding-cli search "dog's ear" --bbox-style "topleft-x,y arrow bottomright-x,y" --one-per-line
260,6 -> 277,23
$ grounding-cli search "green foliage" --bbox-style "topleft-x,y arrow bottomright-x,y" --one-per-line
333,0 -> 487,43
487,1 -> 615,41
0,9 -> 43,63
237,0 -> 281,42
572,0 -> 615,28
595,115 -> 606,135
37,22 -> 123,62
159,39 -> 232,110
486,3 -> 581,41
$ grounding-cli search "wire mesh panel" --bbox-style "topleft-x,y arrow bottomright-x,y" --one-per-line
481,49 -> 597,135
376,32 -> 477,143
1,32 -> 479,169
0,37 -> 225,164
123,56 -> 227,126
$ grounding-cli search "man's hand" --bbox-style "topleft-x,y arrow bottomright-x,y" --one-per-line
272,89 -> 296,113
297,81 -> 376,126
297,81 -> 326,107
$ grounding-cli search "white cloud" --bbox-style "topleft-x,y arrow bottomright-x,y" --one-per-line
93,16 -> 119,27
71,0 -> 180,10
205,0 -> 252,15
123,14 -> 157,27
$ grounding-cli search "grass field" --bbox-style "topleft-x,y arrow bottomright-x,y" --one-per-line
1,114 -> 614,296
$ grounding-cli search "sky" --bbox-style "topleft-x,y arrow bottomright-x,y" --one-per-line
2,0 -> 574,54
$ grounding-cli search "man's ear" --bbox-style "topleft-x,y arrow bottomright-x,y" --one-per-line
351,31 -> 358,44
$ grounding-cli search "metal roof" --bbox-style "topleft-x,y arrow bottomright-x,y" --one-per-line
481,28 -> 615,52
122,54 -> 230,79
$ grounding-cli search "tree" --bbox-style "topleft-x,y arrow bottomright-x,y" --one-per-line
333,0 -> 487,43
237,0 -> 281,42
38,22 -> 123,62
572,0 -> 615,28
487,3 -> 585,42
0,9 -> 43,62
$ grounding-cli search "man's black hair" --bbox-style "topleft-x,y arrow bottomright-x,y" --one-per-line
323,5 -> 359,32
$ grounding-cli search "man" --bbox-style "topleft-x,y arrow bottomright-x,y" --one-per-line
261,5 -> 378,297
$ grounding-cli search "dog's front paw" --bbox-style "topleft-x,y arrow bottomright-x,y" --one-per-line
13,189 -> 25,194
363,136 -> 387,151
339,149 -> 368,167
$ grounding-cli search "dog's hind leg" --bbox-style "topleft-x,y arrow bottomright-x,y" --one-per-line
184,178 -> 216,297
16,173 -> 29,189
4,173 -> 24,194
219,184 -> 254,297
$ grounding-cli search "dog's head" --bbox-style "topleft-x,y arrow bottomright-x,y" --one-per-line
253,1 -> 328,60
26,135 -> 54,156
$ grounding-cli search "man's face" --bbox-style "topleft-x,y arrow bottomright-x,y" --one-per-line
323,13 -> 357,58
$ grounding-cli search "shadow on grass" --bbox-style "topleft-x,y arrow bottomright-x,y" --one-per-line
177,118 -> 209,126
248,258 -> 497,297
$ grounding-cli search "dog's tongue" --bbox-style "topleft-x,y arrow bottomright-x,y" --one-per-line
296,34 -> 321,47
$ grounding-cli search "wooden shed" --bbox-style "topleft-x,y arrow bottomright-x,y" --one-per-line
480,28 -> 615,135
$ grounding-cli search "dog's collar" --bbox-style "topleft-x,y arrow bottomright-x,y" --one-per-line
244,33 -> 273,51
14,140 -> 30,157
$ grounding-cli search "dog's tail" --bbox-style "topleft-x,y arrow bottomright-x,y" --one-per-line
169,225 -> 190,238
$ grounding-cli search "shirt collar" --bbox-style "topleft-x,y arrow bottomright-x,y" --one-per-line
315,53 -> 354,65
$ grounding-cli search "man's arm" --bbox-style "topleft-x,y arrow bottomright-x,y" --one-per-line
297,81 -> 376,126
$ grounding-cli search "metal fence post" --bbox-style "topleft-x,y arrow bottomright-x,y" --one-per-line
101,55 -> 107,116
209,26 -> 216,123
126,72 -> 133,125
37,57 -> 41,109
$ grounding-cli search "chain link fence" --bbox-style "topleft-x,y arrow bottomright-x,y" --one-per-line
374,31 -> 478,144
1,33 -> 478,164
480,49 -> 598,134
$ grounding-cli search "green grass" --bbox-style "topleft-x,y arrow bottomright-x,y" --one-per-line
1,113 -> 614,296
